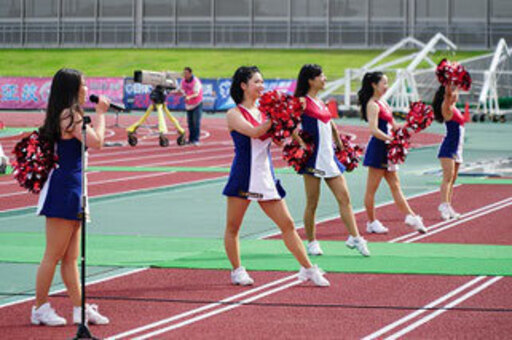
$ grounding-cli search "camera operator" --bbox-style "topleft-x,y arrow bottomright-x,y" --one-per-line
180,67 -> 203,146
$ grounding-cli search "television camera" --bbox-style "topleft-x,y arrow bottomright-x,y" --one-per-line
127,70 -> 186,147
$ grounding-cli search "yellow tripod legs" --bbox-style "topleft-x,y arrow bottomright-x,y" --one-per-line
126,104 -> 186,147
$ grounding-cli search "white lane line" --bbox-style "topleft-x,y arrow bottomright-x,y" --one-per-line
0,154 -> 284,208
261,186 -> 461,239
389,196 -> 512,243
385,276 -> 504,340
0,267 -> 148,309
135,279 -> 303,340
107,274 -> 299,340
361,276 -> 489,340
403,201 -> 512,243
91,146 -> 233,166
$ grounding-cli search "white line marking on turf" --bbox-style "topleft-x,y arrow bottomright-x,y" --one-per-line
261,186 -> 460,239
389,196 -> 512,243
135,279 -> 303,339
362,276 -> 489,340
385,276 -> 503,339
403,200 -> 512,243
107,274 -> 298,340
0,267 -> 147,309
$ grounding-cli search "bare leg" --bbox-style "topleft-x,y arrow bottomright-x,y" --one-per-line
35,218 -> 76,308
448,162 -> 460,203
224,197 -> 250,269
325,175 -> 360,237
60,222 -> 82,307
364,167 -> 386,222
302,174 -> 321,242
259,199 -> 312,269
384,171 -> 415,215
439,158 -> 455,203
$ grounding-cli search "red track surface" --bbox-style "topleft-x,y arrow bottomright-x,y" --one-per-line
2,112 -> 509,339
2,269 -> 510,340
1,186 -> 510,339
0,112 -> 442,212
268,184 -> 512,245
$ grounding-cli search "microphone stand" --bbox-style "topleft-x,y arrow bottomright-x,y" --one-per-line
73,115 -> 98,340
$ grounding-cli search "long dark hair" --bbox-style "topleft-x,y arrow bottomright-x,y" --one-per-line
230,66 -> 260,104
357,71 -> 384,121
294,64 -> 323,97
40,68 -> 83,143
432,85 -> 446,123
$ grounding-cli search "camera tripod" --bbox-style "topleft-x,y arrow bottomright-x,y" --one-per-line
127,86 -> 186,147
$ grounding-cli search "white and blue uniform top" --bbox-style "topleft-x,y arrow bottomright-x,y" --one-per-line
438,107 -> 465,163
222,105 -> 285,201
363,100 -> 397,171
298,96 -> 345,178
37,138 -> 85,221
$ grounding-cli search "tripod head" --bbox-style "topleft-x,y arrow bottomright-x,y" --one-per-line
149,85 -> 169,105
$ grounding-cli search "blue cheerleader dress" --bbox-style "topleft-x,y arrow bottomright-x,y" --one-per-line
363,100 -> 397,171
37,138 -> 84,221
222,105 -> 286,200
437,107 -> 465,163
298,96 -> 345,177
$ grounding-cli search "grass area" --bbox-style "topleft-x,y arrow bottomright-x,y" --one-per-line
0,48 -> 488,79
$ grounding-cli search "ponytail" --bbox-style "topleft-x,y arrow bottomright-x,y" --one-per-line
357,72 -> 384,121
433,85 -> 446,123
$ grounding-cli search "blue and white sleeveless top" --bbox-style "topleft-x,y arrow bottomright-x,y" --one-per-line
222,105 -> 285,200
298,96 -> 345,178
438,107 -> 465,163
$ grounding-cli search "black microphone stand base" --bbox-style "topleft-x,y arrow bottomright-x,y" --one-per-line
72,323 -> 99,340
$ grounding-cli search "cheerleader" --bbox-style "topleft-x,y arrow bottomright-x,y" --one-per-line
433,82 -> 463,220
32,69 -> 109,326
223,66 -> 329,287
294,64 -> 369,257
358,72 -> 427,234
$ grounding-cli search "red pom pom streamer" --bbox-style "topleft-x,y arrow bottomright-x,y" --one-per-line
11,131 -> 58,194
405,101 -> 434,133
335,134 -> 364,172
435,59 -> 472,90
387,127 -> 411,165
282,130 -> 314,172
259,90 -> 303,144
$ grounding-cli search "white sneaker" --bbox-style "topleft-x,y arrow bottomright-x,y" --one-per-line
73,304 -> 109,325
346,236 -> 371,257
298,265 -> 330,287
448,205 -> 461,219
366,220 -> 389,234
231,266 -> 254,286
405,214 -> 427,234
307,240 -> 323,256
31,303 -> 67,326
438,203 -> 452,221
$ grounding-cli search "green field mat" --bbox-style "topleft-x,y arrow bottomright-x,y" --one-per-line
1,233 -> 511,277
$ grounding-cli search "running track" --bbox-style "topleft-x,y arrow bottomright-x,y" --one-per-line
1,184 -> 510,339
1,112 -> 510,338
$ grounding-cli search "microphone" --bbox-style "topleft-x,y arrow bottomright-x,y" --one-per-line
89,94 -> 125,112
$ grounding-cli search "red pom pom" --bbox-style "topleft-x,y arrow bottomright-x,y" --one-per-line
335,134 -> 364,172
387,127 -> 411,165
435,59 -> 472,90
259,90 -> 303,144
405,101 -> 434,133
11,131 -> 59,194
282,130 -> 314,172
